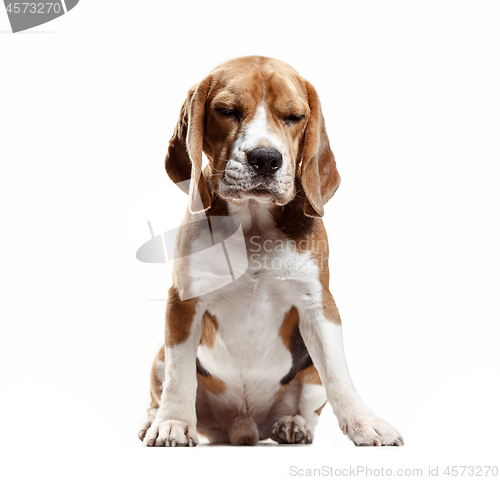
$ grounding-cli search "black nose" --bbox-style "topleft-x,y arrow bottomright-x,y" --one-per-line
246,148 -> 283,176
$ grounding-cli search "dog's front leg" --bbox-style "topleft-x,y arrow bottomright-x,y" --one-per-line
143,287 -> 203,447
298,296 -> 403,446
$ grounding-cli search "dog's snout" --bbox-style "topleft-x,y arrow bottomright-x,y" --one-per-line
246,148 -> 283,176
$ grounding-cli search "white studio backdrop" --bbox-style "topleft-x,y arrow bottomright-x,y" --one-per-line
0,1 -> 499,479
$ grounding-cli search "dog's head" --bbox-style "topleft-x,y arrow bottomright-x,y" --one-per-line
165,56 -> 340,217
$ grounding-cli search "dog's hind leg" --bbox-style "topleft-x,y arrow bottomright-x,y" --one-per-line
270,365 -> 327,444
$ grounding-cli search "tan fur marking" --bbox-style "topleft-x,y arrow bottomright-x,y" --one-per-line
279,306 -> 300,350
197,372 -> 227,395
315,401 -> 327,416
292,222 -> 341,325
294,364 -> 323,386
165,286 -> 197,347
200,311 -> 218,348
274,363 -> 322,399
316,224 -> 341,325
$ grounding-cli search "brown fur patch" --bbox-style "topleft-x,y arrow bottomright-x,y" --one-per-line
287,220 -> 341,325
197,372 -> 227,395
271,186 -> 317,242
293,364 -> 323,386
165,286 -> 198,347
315,223 -> 341,325
279,306 -> 300,349
200,311 -> 218,348
274,363 -> 323,399
279,306 -> 314,385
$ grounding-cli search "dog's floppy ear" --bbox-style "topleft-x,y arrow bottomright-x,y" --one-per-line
300,81 -> 341,217
165,77 -> 212,214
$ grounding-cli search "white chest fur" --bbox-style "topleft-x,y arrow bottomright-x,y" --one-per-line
194,202 -> 322,413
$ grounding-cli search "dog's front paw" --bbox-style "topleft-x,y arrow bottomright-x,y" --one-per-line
270,415 -> 313,444
341,416 -> 403,446
143,419 -> 198,447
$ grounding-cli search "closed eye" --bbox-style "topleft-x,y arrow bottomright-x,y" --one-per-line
283,114 -> 305,125
215,106 -> 241,121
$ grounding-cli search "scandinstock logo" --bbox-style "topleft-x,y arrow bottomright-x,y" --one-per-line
3,0 -> 79,32
134,181 -> 248,302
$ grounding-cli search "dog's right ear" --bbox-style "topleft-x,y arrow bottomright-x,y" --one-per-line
165,77 -> 212,214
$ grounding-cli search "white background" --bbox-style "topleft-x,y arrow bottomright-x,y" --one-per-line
1,1 -> 499,479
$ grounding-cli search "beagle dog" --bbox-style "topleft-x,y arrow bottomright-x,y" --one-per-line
139,56 -> 403,447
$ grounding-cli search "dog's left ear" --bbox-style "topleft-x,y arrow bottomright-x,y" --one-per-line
165,76 -> 212,214
300,81 -> 341,217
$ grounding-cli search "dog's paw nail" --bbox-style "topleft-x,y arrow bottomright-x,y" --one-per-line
270,415 -> 312,445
